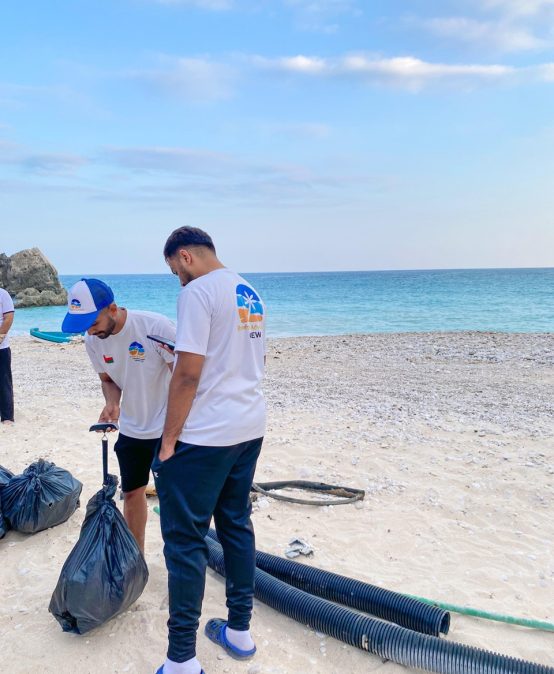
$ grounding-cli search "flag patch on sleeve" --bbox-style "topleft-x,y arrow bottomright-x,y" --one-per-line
103,355 -> 114,364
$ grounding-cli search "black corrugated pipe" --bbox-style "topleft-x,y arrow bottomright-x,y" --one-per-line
206,528 -> 449,636
206,536 -> 553,674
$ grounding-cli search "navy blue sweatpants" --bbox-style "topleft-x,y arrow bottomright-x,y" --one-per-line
152,437 -> 263,663
0,347 -> 14,422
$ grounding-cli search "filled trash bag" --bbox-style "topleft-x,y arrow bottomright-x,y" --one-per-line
1,459 -> 82,534
49,473 -> 149,634
0,465 -> 14,539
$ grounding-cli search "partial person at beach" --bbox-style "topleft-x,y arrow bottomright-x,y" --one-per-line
61,278 -> 176,554
154,227 -> 266,674
0,287 -> 15,424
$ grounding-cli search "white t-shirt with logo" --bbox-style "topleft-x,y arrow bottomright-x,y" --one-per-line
85,310 -> 176,439
175,268 -> 266,446
0,288 -> 15,350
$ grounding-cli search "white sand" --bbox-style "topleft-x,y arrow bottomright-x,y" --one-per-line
0,333 -> 552,674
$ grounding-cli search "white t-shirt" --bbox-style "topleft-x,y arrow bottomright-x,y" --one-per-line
0,288 -> 15,350
85,310 -> 176,439
176,268 -> 266,446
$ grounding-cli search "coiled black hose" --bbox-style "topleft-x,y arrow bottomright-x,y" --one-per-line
206,528 -> 449,636
206,536 -> 553,674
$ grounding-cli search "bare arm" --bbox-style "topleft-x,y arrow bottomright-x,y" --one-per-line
0,312 -> 14,343
98,372 -> 122,429
159,352 -> 205,461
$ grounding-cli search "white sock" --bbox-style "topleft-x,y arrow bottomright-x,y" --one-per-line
162,656 -> 202,674
225,626 -> 255,651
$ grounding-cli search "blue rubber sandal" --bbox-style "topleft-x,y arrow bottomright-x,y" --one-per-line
204,618 -> 256,660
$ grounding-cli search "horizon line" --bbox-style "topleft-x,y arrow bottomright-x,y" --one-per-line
58,265 -> 554,276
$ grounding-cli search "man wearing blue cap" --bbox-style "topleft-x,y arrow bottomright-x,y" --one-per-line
62,278 -> 176,554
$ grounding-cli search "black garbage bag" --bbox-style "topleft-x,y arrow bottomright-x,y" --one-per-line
0,465 -> 14,539
1,459 -> 82,534
49,473 -> 149,634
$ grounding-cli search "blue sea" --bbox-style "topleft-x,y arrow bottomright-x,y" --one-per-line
10,268 -> 554,337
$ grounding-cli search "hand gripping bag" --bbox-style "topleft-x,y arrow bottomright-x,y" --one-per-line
0,465 -> 14,539
1,459 -> 82,534
49,473 -> 149,634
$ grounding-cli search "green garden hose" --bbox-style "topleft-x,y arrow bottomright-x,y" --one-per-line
405,594 -> 554,632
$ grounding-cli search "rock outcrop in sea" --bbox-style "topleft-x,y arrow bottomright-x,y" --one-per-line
0,248 -> 67,308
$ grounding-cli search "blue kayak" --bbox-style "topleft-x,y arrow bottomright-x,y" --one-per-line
30,327 -> 84,344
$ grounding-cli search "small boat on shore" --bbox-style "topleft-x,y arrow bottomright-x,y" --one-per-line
30,328 -> 84,344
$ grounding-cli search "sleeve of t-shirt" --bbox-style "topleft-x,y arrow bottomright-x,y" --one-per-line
175,285 -> 211,356
1,289 -> 14,314
152,315 -> 177,364
85,336 -> 105,374
262,301 -> 267,357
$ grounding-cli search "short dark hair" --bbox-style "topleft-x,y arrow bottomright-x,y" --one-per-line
163,226 -> 216,258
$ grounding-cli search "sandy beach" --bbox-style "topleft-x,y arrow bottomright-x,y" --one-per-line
1,332 -> 552,674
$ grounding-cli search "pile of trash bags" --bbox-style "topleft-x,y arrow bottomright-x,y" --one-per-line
0,465 -> 14,539
0,459 -> 82,535
49,473 -> 149,634
1,456 -> 148,634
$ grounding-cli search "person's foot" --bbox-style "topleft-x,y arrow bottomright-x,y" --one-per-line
156,665 -> 206,674
155,658 -> 205,674
205,618 -> 256,660
1,420 -> 14,426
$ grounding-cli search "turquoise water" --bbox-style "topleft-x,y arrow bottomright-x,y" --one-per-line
10,268 -> 554,337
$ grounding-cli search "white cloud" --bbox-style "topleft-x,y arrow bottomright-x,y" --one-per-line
482,0 -> 554,17
95,144 -> 376,206
126,52 -> 554,96
536,63 -> 554,80
20,154 -> 88,174
130,57 -> 237,102
102,146 -> 236,175
255,53 -> 516,89
274,55 -> 328,74
422,16 -> 545,52
0,142 -> 88,175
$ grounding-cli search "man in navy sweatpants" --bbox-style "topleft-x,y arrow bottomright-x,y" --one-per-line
154,227 -> 266,674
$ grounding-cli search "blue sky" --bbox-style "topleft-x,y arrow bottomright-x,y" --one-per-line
1,0 -> 553,273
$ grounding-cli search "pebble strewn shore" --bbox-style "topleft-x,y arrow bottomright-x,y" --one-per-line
14,331 -> 554,437
2,331 -> 552,673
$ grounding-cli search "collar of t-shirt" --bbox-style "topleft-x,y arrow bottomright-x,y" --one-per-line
110,309 -> 130,341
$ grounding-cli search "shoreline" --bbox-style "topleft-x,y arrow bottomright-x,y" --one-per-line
10,327 -> 554,337
1,331 -> 552,673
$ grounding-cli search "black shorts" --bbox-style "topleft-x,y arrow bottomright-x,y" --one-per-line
114,432 -> 159,493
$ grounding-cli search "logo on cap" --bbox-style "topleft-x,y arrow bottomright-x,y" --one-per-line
70,299 -> 82,311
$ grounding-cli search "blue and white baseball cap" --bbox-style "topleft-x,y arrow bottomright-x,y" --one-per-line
62,278 -> 115,333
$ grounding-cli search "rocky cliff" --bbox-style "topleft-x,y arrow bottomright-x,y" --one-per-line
0,248 -> 67,308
